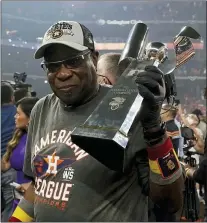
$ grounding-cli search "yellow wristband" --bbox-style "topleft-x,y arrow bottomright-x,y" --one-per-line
12,206 -> 33,222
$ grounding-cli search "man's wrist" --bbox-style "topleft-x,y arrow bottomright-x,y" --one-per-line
143,122 -> 162,132
147,134 -> 168,147
143,122 -> 166,146
142,121 -> 161,131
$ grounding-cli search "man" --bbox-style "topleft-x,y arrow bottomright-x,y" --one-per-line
97,53 -> 121,85
1,82 -> 16,221
97,52 -> 132,86
156,103 -> 184,221
10,21 -> 184,222
161,104 -> 182,155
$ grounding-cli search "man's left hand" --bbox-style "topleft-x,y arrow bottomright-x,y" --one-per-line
135,65 -> 166,130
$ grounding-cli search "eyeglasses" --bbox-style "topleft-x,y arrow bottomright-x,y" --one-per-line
41,50 -> 90,74
97,74 -> 113,86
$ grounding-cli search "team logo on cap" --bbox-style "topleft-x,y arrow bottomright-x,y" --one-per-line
45,22 -> 75,41
51,29 -> 63,39
45,29 -> 63,40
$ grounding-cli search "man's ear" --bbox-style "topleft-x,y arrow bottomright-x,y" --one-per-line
91,50 -> 99,69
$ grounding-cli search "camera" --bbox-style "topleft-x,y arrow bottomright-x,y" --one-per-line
181,126 -> 197,154
10,72 -> 32,92
13,72 -> 27,84
2,72 -> 33,98
180,126 -> 199,221
13,72 -> 32,90
174,99 -> 180,106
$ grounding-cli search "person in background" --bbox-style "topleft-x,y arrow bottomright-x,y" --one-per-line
191,109 -> 206,200
97,53 -> 121,85
2,97 -> 39,213
14,88 -> 30,104
1,82 -> 16,222
185,114 -> 205,154
97,52 -> 132,86
192,109 -> 206,138
173,103 -> 185,159
160,104 -> 181,155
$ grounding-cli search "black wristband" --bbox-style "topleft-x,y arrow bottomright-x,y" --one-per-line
143,122 -> 166,141
146,136 -> 165,147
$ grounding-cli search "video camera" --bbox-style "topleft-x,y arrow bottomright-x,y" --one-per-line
181,126 -> 201,156
13,72 -> 27,84
13,72 -> 32,90
3,72 -> 33,94
180,126 -> 200,221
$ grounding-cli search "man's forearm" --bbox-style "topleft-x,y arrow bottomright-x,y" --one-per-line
145,129 -> 184,213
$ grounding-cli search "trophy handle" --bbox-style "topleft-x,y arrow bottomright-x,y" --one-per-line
144,26 -> 201,101
175,26 -> 201,40
152,26 -> 201,75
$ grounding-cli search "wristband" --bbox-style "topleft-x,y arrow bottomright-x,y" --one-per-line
148,137 -> 180,180
146,136 -> 165,147
147,137 -> 173,160
9,198 -> 34,222
143,122 -> 166,141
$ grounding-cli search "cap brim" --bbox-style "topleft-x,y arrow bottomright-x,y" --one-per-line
34,41 -> 88,59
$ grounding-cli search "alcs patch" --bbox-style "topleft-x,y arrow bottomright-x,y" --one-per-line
149,149 -> 180,179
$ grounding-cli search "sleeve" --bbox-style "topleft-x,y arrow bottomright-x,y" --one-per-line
135,149 -> 150,196
23,102 -> 38,179
193,158 -> 207,185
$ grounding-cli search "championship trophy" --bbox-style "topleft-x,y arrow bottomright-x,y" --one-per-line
71,23 -> 201,172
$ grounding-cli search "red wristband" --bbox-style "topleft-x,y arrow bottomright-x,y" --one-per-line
9,216 -> 22,222
147,137 -> 173,160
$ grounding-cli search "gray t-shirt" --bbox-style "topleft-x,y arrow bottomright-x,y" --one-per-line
24,86 -> 148,222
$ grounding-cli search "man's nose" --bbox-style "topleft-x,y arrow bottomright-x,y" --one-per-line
56,64 -> 73,81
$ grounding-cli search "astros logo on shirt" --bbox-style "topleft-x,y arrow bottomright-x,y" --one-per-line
44,151 -> 64,175
33,149 -> 76,178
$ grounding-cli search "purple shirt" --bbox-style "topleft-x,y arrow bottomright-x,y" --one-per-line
10,133 -> 30,184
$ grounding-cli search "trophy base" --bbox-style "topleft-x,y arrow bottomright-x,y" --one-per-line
71,127 -> 130,172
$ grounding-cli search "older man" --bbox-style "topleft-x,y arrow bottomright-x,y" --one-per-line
10,21 -> 183,222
